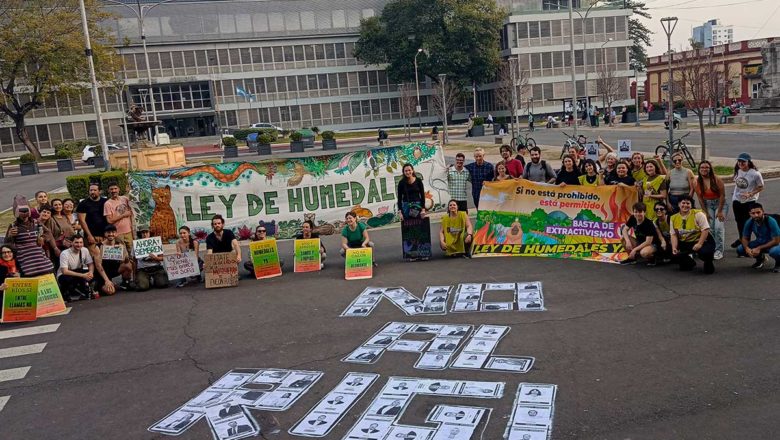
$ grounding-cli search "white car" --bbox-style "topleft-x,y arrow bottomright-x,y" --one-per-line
81,144 -> 122,164
250,122 -> 284,132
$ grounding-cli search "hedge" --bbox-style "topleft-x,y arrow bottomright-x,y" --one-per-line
232,128 -> 277,141
66,171 -> 128,201
221,136 -> 237,147
55,140 -> 90,157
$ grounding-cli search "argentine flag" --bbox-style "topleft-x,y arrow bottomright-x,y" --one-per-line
236,86 -> 256,101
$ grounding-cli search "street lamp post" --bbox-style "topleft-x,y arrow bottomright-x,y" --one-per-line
661,17 -> 678,156
567,0 -> 578,137
573,1 -> 600,126
600,38 -> 613,108
78,0 -> 109,170
631,60 -> 641,127
414,48 -> 423,133
438,74 -> 448,145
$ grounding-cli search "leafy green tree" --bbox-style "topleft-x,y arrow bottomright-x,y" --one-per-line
354,0 -> 505,87
605,0 -> 651,69
0,0 -> 118,159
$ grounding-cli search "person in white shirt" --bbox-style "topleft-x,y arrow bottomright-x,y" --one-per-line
58,235 -> 95,301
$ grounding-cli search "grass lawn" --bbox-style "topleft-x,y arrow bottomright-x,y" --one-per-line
0,191 -> 71,226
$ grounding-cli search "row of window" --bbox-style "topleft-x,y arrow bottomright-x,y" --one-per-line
518,47 -> 629,71
504,16 -> 627,49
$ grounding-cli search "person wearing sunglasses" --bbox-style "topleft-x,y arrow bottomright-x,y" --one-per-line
243,225 -> 284,274
730,153 -> 764,249
666,152 -> 695,215
653,202 -> 672,262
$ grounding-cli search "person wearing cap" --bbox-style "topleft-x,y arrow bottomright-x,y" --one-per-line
670,195 -> 715,274
731,153 -> 764,250
243,225 -> 284,274
95,224 -> 133,293
132,227 -> 169,291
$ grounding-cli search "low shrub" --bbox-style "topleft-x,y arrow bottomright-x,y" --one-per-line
290,131 -> 303,141
66,170 -> 128,201
258,133 -> 275,144
221,137 -> 237,147
20,153 -> 37,163
320,130 -> 335,141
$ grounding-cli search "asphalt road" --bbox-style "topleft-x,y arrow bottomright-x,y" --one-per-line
469,123 -> 780,161
1,182 -> 779,439
1,169 -> 85,202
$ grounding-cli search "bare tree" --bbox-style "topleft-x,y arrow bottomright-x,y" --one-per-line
677,44 -> 719,161
595,65 -> 626,125
494,57 -> 530,138
430,78 -> 461,133
398,83 -> 415,140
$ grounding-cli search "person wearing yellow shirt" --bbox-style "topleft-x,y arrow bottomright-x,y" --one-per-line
439,200 -> 473,258
670,195 -> 715,274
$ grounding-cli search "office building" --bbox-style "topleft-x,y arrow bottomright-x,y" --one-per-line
692,19 -> 734,48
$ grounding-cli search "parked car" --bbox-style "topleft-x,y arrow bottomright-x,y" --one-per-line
81,144 -> 122,164
250,122 -> 284,134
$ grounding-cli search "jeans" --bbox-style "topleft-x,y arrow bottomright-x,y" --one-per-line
702,199 -> 727,253
737,240 -> 780,264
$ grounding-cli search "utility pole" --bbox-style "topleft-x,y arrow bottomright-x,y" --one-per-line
661,17 -> 678,160
510,57 -> 519,139
438,74 -> 448,145
632,60 -> 641,127
574,1 -> 600,126
414,48 -> 423,133
78,0 -> 109,171
567,0 -> 578,137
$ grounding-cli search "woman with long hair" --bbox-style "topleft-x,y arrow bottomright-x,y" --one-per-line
555,155 -> 581,186
62,198 -> 81,234
494,162 -> 511,181
4,198 -> 54,277
439,199 -> 473,257
0,245 -> 20,298
695,160 -> 727,260
640,160 -> 667,221
50,198 -> 74,249
730,153 -> 764,248
578,159 -> 602,186
397,163 -> 431,261
175,225 -> 204,287
37,205 -> 63,271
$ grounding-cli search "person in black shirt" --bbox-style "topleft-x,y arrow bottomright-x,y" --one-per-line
555,155 -> 581,186
605,162 -> 637,187
296,220 -> 326,270
205,214 -> 241,262
621,202 -> 662,266
397,163 -> 426,220
77,183 -> 107,245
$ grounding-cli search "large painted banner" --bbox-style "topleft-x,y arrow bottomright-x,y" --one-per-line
471,179 -> 638,263
128,143 -> 449,241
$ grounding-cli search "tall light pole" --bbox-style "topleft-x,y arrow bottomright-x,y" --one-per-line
78,0 -> 109,170
631,59 -> 641,127
414,48 -> 423,133
567,0 -> 578,137
438,74 -> 448,145
573,1 -> 600,126
105,0 -> 177,145
599,38 -> 613,108
661,17 -> 678,154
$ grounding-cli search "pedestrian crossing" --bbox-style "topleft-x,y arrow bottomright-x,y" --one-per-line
0,322 -> 64,414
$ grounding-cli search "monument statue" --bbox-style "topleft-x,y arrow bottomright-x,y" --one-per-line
751,41 -> 780,112
125,104 -> 160,144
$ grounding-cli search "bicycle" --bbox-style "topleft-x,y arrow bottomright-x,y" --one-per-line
560,131 -> 587,158
510,129 -> 537,152
655,132 -> 695,169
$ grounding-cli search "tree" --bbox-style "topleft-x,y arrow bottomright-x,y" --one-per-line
398,83 -> 416,140
493,58 -> 529,138
354,0 -> 504,87
605,0 -> 651,70
676,44 -> 719,162
0,0 -> 117,159
595,63 -> 626,121
430,76 -> 462,141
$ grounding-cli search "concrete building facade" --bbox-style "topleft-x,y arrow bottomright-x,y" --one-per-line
692,19 -> 734,49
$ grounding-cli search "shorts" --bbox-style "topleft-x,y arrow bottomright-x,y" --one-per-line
119,232 -> 134,246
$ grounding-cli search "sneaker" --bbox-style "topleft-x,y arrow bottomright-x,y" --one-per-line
646,258 -> 657,267
730,239 -> 741,249
118,280 -> 131,291
772,268 -> 779,273
751,254 -> 767,269
176,280 -> 188,288
620,258 -> 637,265
714,250 -> 723,260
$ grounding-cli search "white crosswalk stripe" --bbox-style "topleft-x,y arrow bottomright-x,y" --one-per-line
0,395 -> 9,412
0,367 -> 31,383
0,324 -> 60,340
0,343 -> 47,360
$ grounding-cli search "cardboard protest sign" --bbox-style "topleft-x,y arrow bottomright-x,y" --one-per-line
204,252 -> 238,289
101,244 -> 125,261
294,239 -> 321,273
585,142 -> 599,162
249,239 -> 282,279
345,248 -> 373,280
133,236 -> 163,259
164,252 -> 201,279
35,274 -> 67,318
617,139 -> 632,158
1,278 -> 38,323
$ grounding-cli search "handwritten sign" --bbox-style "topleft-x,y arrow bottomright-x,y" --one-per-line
36,274 -> 66,318
345,248 -> 373,280
617,139 -> 632,159
133,236 -> 163,259
164,252 -> 201,280
204,252 -> 238,289
294,239 -> 321,273
101,244 -> 125,261
249,239 -> 282,279
1,278 -> 38,323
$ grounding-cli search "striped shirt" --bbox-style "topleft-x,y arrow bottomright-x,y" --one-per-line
447,167 -> 470,202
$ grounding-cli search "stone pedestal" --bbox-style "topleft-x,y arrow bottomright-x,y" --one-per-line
109,144 -> 187,170
750,42 -> 780,112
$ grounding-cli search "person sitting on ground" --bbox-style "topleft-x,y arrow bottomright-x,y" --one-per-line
578,159 -> 602,186
670,195 -> 715,274
296,220 -> 326,269
605,161 -> 636,187
555,155 -> 581,186
493,162 -> 511,181
653,202 -> 672,262
521,146 -> 556,183
620,202 -> 662,266
499,145 -> 524,178
96,224 -> 133,294
57,235 -> 95,301
133,227 -> 169,291
243,225 -> 285,274
206,214 -> 241,263
175,226 -> 203,287
640,160 -> 668,221
439,199 -> 473,258
736,202 -> 780,272
340,211 -> 375,261
0,245 -> 20,301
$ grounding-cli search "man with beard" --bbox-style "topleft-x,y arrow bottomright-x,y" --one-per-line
77,183 -> 108,259
521,147 -> 556,183
103,183 -> 134,245
737,202 -> 780,272
499,145 -> 524,178
206,214 -> 241,263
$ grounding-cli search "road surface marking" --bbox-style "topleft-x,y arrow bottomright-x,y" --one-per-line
0,396 -> 9,412
0,367 -> 31,383
0,343 -> 47,360
0,324 -> 60,340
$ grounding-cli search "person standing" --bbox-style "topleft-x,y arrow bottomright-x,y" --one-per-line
397,163 -> 426,221
578,159 -> 602,186
206,214 -> 241,263
695,160 -> 727,260
736,203 -> 780,272
4,197 -> 54,277
555,155 -> 581,186
104,183 -> 134,245
464,148 -> 494,209
50,199 -> 74,251
670,195 -> 715,274
667,152 -> 696,214
730,153 -> 764,249
397,163 -> 430,261
499,145 -> 524,178
521,147 -> 556,183
447,153 -> 470,212
640,161 -> 667,221
494,162 -> 511,181
77,183 -> 108,259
